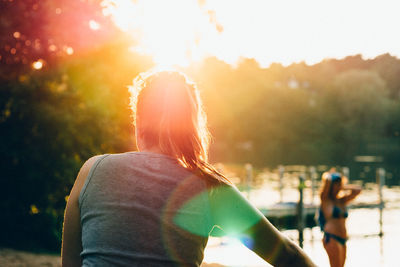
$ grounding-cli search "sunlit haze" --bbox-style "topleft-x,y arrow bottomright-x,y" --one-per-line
102,0 -> 400,68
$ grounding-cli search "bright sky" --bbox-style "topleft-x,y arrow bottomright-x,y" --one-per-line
102,0 -> 400,67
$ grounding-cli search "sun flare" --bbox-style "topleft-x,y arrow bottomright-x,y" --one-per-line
102,0 -> 400,68
102,0 -> 222,68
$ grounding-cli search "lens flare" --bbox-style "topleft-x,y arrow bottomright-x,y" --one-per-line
65,46 -> 74,55
89,19 -> 101,31
13,31 -> 21,38
32,59 -> 44,70
102,0 -> 400,68
102,0 -> 222,68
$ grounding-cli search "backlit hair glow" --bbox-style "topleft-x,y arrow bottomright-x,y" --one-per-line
129,70 -> 211,170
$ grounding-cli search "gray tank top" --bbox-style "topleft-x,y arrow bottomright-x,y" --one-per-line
79,152 -> 214,267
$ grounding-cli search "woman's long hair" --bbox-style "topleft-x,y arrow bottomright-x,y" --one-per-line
129,70 -> 229,185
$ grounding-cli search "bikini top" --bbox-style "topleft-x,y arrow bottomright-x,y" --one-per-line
317,205 -> 348,231
332,205 -> 348,219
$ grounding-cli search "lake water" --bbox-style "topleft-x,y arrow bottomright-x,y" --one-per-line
202,183 -> 400,267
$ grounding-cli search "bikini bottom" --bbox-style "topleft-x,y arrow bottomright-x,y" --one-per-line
323,232 -> 347,246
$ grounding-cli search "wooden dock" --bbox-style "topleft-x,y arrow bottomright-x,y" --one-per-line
257,202 -> 383,230
259,202 -> 382,218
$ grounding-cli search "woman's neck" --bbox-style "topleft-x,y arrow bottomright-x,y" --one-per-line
138,146 -> 164,155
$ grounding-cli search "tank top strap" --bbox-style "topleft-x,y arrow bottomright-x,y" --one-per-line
78,154 -> 110,207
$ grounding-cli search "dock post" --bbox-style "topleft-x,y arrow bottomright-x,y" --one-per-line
377,168 -> 385,237
309,166 -> 317,204
245,163 -> 253,199
342,166 -> 350,180
278,165 -> 284,202
297,173 -> 305,248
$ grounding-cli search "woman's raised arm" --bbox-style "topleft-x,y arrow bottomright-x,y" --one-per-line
320,172 -> 332,201
340,184 -> 362,204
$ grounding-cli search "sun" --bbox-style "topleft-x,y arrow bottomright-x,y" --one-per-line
102,0 -> 221,68
102,0 -> 400,68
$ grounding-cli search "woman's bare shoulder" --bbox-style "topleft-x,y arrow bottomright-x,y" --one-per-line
69,155 -> 106,203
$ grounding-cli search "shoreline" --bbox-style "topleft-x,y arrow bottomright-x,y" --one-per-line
0,248 -> 225,267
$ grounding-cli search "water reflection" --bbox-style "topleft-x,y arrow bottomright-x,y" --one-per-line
203,189 -> 400,267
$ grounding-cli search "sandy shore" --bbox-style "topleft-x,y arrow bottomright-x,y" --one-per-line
0,248 -> 61,267
0,248 -> 224,267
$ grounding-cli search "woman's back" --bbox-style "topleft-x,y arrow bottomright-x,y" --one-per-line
62,70 -> 316,267
79,152 -> 213,266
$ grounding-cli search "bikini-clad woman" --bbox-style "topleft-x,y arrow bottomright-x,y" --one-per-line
319,168 -> 362,267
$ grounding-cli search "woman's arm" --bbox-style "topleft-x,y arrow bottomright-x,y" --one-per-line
210,185 -> 316,267
339,184 -> 362,204
241,218 -> 316,266
61,156 -> 101,267
320,172 -> 331,201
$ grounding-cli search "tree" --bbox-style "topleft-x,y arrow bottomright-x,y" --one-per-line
0,0 -> 115,79
319,69 -> 389,163
0,0 -> 152,250
371,53 -> 400,99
